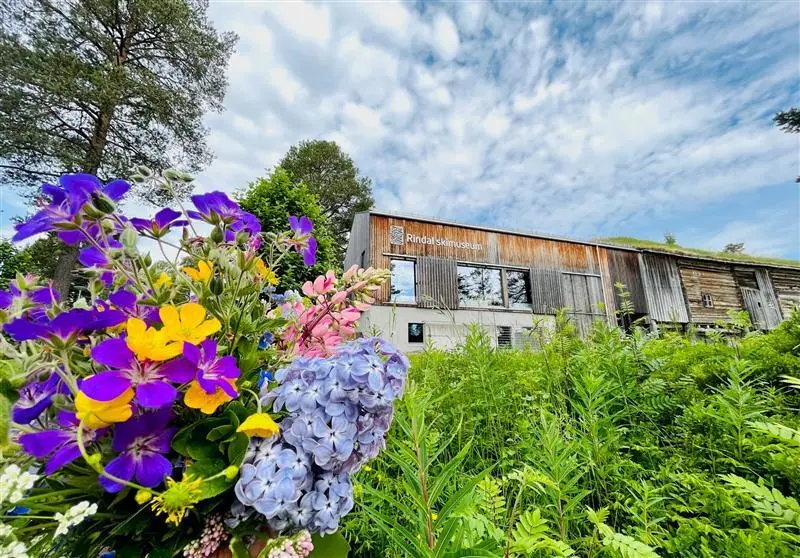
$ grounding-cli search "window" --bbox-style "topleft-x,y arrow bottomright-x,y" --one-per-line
506,270 -> 532,309
701,293 -> 714,308
497,326 -> 512,347
390,259 -> 416,304
457,265 -> 503,307
408,323 -> 424,343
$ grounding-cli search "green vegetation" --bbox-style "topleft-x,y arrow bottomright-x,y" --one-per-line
599,236 -> 800,268
345,311 -> 800,557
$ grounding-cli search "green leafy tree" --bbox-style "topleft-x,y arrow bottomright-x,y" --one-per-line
0,238 -> 30,287
774,107 -> 800,182
278,140 -> 374,261
0,0 -> 237,295
723,242 -> 745,254
237,168 -> 337,292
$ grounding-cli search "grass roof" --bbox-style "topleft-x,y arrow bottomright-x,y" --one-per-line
598,236 -> 800,268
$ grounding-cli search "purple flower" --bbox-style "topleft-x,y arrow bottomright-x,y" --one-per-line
79,240 -> 122,268
13,174 -> 130,242
19,411 -> 106,474
0,280 -> 59,310
106,290 -> 159,325
188,191 -> 260,233
12,374 -> 64,424
99,409 -> 175,493
287,216 -> 317,266
82,338 -> 189,408
4,308 -> 126,342
130,208 -> 189,238
161,339 -> 240,397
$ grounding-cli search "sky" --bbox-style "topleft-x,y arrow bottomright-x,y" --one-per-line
1,1 -> 799,259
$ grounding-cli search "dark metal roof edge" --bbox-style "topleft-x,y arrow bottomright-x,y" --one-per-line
360,210 -> 800,271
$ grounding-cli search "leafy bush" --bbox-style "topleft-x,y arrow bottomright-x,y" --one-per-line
345,310 -> 800,557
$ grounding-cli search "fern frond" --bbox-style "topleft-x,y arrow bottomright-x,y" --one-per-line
748,421 -> 800,446
721,474 -> 800,529
780,375 -> 800,391
510,509 -> 574,557
601,531 -> 661,558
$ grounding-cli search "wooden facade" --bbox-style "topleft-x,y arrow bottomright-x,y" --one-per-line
344,211 -> 800,334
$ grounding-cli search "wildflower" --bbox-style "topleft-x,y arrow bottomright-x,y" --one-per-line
99,409 -> 175,493
19,412 -> 106,475
150,475 -> 203,525
159,303 -> 221,345
54,501 -> 98,536
107,290 -> 160,325
75,388 -> 134,429
256,259 -> 279,285
164,339 -> 239,397
259,332 -> 274,350
0,523 -> 11,539
0,540 -> 29,558
182,514 -> 229,558
287,216 -> 317,266
125,318 -> 183,362
237,413 -> 280,438
154,272 -> 172,289
184,379 -> 237,414
12,374 -> 64,424
3,307 -> 126,343
187,192 -> 261,236
0,278 -> 59,311
12,174 -> 130,242
0,464 -> 39,505
258,369 -> 274,389
130,208 -> 188,238
78,240 -> 122,268
182,260 -> 213,283
135,490 -> 152,505
83,337 -> 190,408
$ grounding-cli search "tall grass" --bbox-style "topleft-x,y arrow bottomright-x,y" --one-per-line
344,311 -> 800,557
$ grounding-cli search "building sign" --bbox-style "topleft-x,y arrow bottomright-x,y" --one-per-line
389,225 -> 482,251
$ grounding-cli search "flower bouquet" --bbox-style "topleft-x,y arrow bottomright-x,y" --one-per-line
0,171 -> 408,557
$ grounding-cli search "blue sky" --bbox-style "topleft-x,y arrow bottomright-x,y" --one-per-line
1,1 -> 798,259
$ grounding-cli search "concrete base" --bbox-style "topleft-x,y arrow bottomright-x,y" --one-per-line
359,305 -> 556,353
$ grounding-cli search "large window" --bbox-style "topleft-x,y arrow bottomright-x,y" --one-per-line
457,265 -> 503,307
390,259 -> 416,304
506,270 -> 532,309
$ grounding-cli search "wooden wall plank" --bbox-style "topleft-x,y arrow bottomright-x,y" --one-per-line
639,254 -> 690,323
678,261 -> 742,323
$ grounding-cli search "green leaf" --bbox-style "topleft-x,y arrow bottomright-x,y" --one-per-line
229,537 -> 250,558
309,532 -> 350,557
184,458 -> 235,500
207,424 -> 234,442
227,432 -> 250,464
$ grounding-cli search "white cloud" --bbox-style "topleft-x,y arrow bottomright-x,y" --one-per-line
431,13 -> 460,61
265,1 -> 331,47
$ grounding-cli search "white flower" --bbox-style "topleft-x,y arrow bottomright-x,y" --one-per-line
0,524 -> 11,539
0,465 -> 39,505
0,541 -> 29,558
54,501 -> 98,537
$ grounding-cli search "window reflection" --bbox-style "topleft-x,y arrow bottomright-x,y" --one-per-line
390,259 -> 416,304
457,265 -> 503,307
507,270 -> 532,309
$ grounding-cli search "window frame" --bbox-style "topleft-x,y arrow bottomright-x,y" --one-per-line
456,264 -> 504,308
389,258 -> 417,305
407,322 -> 424,343
701,292 -> 714,308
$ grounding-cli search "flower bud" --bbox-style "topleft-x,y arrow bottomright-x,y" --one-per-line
210,227 -> 224,244
223,466 -> 239,480
209,277 -> 224,295
135,490 -> 152,504
91,192 -> 116,214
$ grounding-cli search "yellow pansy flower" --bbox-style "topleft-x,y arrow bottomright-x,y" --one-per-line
160,303 -> 221,345
255,259 -> 278,286
184,380 -> 236,414
75,388 -> 135,429
237,413 -> 280,438
154,272 -> 172,289
125,318 -> 183,362
183,260 -> 213,283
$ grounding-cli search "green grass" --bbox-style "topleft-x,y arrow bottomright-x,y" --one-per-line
599,236 -> 800,267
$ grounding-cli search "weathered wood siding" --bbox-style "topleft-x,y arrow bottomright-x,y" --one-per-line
600,248 -> 648,314
769,268 -> 800,317
416,256 -> 459,309
529,268 -> 564,314
561,273 -> 606,336
754,269 -> 782,329
639,254 -> 689,323
343,212 -> 370,269
678,261 -> 742,323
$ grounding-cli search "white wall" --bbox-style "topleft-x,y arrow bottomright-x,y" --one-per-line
360,305 -> 555,353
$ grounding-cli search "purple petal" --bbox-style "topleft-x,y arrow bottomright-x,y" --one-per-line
92,338 -> 135,369
45,443 -> 82,474
4,318 -> 47,341
81,372 -> 130,401
130,217 -> 152,232
298,216 -> 313,234
199,339 -> 217,363
154,208 -> 181,228
99,454 -> 135,493
41,183 -> 66,204
58,230 -> 85,245
0,290 -> 12,309
303,237 -> 318,266
60,173 -> 102,194
30,286 -> 59,306
90,309 -> 126,329
182,342 -> 201,366
19,430 -> 70,458
57,410 -> 79,428
288,216 -> 300,233
159,358 -> 195,383
12,214 -> 52,242
135,381 -> 177,408
103,179 -> 131,201
135,453 -> 172,488
149,427 -> 177,454
79,246 -> 109,267
108,289 -> 137,310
